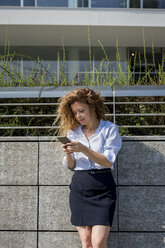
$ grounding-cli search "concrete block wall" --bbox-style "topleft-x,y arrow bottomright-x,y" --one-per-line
0,136 -> 165,248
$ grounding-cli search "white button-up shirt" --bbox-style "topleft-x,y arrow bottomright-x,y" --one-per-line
63,119 -> 122,170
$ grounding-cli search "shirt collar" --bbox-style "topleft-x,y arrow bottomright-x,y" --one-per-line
78,119 -> 104,140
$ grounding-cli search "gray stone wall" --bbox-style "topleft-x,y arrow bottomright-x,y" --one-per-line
0,136 -> 165,248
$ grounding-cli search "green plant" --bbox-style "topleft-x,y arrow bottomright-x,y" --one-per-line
97,40 -> 116,86
0,29 -> 164,88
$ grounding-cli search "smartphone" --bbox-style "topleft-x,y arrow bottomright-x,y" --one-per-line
57,136 -> 71,144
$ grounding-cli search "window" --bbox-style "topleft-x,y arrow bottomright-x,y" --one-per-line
37,0 -> 68,7
130,0 -> 140,8
129,47 -> 163,83
143,0 -> 165,9
0,0 -> 20,6
91,0 -> 127,8
78,0 -> 88,7
24,0 -> 35,6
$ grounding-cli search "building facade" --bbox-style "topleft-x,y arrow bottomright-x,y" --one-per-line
0,0 -> 165,84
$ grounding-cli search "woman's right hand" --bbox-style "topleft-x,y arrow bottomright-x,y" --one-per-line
62,143 -> 73,154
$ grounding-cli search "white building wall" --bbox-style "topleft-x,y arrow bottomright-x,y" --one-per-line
0,8 -> 165,47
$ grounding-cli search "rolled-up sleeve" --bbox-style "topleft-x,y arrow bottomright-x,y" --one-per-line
103,124 -> 122,164
63,156 -> 68,167
63,153 -> 75,167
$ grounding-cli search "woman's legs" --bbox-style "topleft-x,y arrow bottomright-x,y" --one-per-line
91,225 -> 110,248
76,226 -> 93,248
76,225 -> 110,248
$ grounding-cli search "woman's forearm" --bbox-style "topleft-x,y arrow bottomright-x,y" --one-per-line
65,153 -> 76,169
66,142 -> 112,168
82,146 -> 112,168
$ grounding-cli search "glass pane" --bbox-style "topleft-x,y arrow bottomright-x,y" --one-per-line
43,61 -> 58,73
91,0 -> 127,8
129,47 -> 162,64
129,47 -> 162,83
130,0 -> 140,8
95,47 -> 116,73
68,0 -> 76,7
66,47 -> 90,61
66,60 -> 91,72
94,47 -> 116,61
7,46 -> 60,60
23,60 -> 58,83
0,60 -> 21,86
79,61 -> 91,71
24,0 -> 35,6
0,0 -> 20,6
0,61 -> 21,72
78,0 -> 88,7
159,0 -> 165,8
23,61 -> 37,75
143,0 -> 165,9
65,47 -> 91,83
37,0 -> 68,7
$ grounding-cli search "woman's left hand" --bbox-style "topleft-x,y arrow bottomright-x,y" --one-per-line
66,141 -> 86,153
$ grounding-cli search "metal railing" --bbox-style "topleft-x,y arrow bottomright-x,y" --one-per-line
0,102 -> 165,127
104,101 -> 165,128
0,87 -> 165,135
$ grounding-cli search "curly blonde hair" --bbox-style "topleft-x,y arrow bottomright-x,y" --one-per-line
52,87 -> 106,136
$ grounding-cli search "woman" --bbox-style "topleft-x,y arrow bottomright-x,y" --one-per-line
53,87 -> 122,248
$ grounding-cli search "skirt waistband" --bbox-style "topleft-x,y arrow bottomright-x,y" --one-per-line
75,168 -> 111,174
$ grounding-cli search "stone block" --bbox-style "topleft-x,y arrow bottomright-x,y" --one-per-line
111,188 -> 118,232
118,141 -> 165,185
0,186 -> 37,230
118,232 -> 165,248
39,186 -> 73,230
111,160 -> 117,183
39,186 -> 118,231
0,142 -> 38,185
107,233 -> 119,248
39,142 -> 73,185
0,232 -> 37,248
38,232 -> 118,248
119,186 -> 165,231
39,232 -> 80,248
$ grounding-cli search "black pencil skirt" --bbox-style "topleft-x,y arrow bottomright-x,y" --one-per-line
69,168 -> 117,227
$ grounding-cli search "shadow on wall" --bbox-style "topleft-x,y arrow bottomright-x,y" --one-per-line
116,138 -> 165,248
